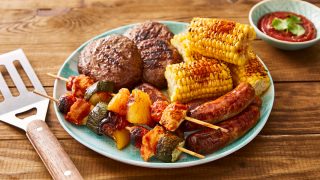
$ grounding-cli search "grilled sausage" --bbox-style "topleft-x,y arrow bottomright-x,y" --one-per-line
251,95 -> 262,108
185,85 -> 261,114
135,83 -> 169,103
181,83 -> 256,132
186,103 -> 260,154
190,82 -> 255,123
185,97 -> 218,112
182,95 -> 262,132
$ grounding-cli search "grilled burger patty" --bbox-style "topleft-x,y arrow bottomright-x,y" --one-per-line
78,34 -> 142,90
125,21 -> 174,44
137,38 -> 182,89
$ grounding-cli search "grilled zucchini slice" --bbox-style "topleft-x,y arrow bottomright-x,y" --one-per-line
155,132 -> 185,162
86,102 -> 108,135
84,81 -> 114,100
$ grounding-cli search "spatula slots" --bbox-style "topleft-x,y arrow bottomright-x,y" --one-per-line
0,49 -> 83,180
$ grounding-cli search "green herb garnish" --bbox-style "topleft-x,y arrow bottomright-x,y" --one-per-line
271,15 -> 305,36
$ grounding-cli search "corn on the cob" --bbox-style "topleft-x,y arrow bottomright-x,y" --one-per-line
171,32 -> 217,63
229,55 -> 270,96
187,17 -> 256,66
171,32 -> 193,62
165,60 -> 233,102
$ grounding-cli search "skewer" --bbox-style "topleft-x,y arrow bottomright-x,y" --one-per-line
125,126 -> 133,131
33,90 -> 58,103
125,126 -> 205,159
46,74 -> 228,132
176,146 -> 205,159
33,91 -> 205,159
158,102 -> 229,133
47,73 -> 69,82
184,116 -> 228,133
47,73 -> 116,96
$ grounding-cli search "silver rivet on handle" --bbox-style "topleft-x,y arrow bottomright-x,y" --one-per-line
64,170 -> 72,176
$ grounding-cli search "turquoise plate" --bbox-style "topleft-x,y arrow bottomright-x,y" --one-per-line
53,21 -> 274,168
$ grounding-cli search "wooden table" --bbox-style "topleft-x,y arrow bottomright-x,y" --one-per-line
0,0 -> 319,179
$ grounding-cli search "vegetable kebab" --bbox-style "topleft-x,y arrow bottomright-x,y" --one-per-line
58,79 -> 114,124
47,73 -> 94,98
33,90 -> 132,150
47,73 -> 115,105
48,73 -> 227,131
127,125 -> 204,162
151,101 -> 228,132
33,89 -> 207,161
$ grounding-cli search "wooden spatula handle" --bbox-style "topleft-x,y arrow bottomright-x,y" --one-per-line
26,120 -> 83,180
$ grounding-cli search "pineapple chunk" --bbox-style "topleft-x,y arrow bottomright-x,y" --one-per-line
108,88 -> 130,115
113,129 -> 130,150
127,90 -> 152,125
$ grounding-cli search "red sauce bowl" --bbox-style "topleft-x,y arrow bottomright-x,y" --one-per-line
249,0 -> 320,50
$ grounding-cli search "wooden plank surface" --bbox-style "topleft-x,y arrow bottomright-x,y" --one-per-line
0,0 -> 320,179
0,0 -> 319,45
1,135 -> 320,179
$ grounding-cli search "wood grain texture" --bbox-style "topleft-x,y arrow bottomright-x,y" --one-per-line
1,135 -> 320,179
0,13 -> 249,40
0,0 -> 319,45
0,0 -> 320,179
0,0 -> 82,9
26,120 -> 83,180
262,82 -> 320,135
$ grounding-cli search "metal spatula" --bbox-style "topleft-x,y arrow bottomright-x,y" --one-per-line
0,49 -> 82,180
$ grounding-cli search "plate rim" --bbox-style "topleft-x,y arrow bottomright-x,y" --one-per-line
53,21 -> 275,168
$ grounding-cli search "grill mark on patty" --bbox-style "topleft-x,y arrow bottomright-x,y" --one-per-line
125,21 -> 174,44
78,34 -> 142,90
137,38 -> 182,88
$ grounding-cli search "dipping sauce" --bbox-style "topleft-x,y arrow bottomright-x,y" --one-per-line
258,11 -> 316,42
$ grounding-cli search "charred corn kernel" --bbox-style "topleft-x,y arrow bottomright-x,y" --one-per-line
171,32 -> 193,62
171,32 -> 218,63
187,17 -> 256,66
229,53 -> 270,96
165,60 -> 233,103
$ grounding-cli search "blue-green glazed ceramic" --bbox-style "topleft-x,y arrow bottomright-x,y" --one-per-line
53,21 -> 275,168
249,0 -> 320,50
